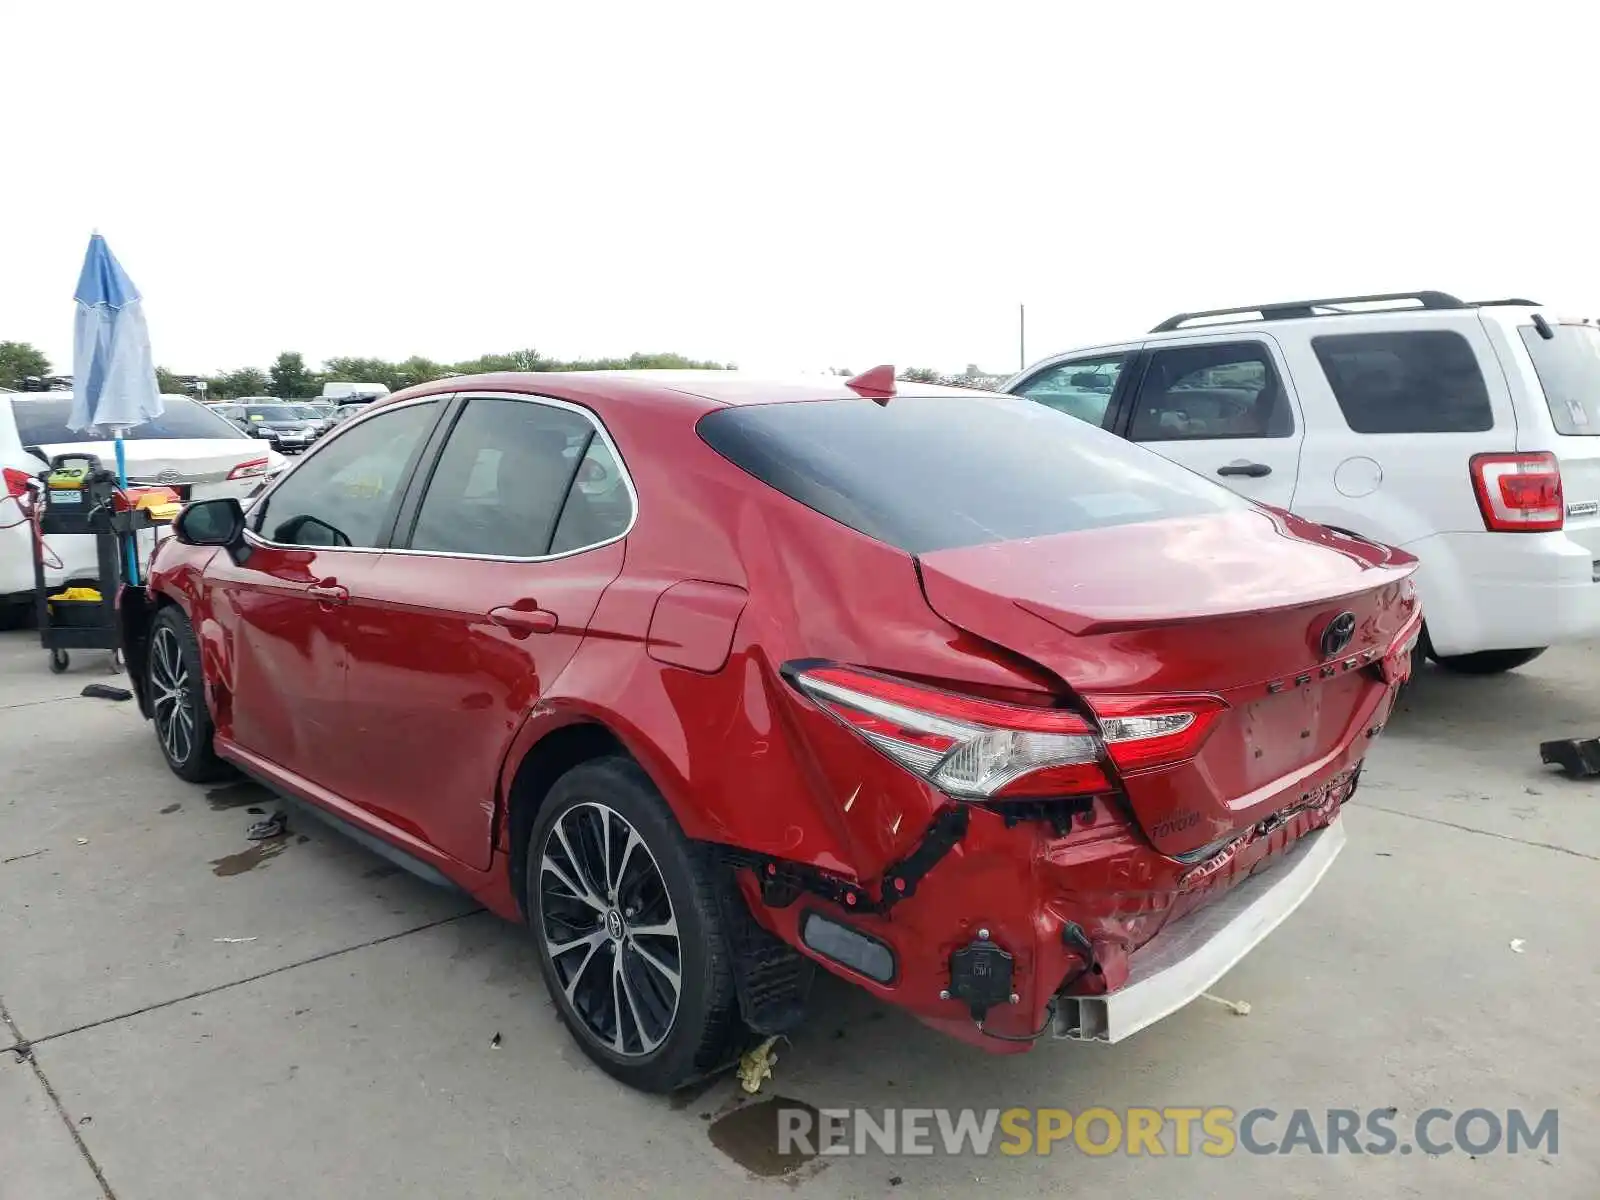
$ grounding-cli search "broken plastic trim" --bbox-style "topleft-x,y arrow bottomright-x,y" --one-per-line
727,805 -> 970,916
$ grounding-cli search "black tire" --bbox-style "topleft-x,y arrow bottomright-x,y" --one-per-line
526,755 -> 744,1093
47,648 -> 69,674
147,606 -> 233,783
1433,647 -> 1547,675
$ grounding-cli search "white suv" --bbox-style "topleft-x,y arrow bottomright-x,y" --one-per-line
1006,291 -> 1600,674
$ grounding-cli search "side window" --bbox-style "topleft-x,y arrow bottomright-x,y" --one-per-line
1012,355 -> 1126,426
550,437 -> 633,553
253,402 -> 437,548
408,397 -> 626,558
1129,342 -> 1293,441
1313,330 -> 1493,434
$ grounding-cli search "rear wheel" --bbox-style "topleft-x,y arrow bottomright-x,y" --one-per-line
526,756 -> 744,1093
1433,647 -> 1547,675
148,606 -> 233,782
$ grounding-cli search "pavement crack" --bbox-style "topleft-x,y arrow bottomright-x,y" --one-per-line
29,908 -> 486,1049
1358,802 -> 1600,862
3,992 -> 118,1197
0,695 -> 90,712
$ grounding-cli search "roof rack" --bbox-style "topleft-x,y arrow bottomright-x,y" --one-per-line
1151,291 -> 1468,333
1468,298 -> 1542,307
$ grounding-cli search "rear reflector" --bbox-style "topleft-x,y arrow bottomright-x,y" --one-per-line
788,664 -> 1227,800
1471,451 -> 1563,532
800,911 -> 897,983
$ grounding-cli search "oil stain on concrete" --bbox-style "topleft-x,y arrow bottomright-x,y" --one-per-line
209,837 -> 289,877
707,1096 -> 820,1178
205,781 -> 276,811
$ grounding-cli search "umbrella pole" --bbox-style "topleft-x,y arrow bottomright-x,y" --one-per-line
114,435 -> 139,586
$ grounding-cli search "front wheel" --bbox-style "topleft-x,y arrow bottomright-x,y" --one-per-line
1433,647 -> 1547,675
147,606 -> 233,782
527,756 -> 745,1093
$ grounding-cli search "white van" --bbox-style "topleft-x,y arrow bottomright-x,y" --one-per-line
1007,291 -> 1600,674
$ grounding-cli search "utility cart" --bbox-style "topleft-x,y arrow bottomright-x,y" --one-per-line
29,453 -> 168,674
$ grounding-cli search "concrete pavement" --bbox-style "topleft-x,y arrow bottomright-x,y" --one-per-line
1,630 -> 1596,1197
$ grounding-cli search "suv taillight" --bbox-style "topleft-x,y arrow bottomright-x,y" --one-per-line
1471,452 -> 1563,532
788,665 -> 1226,800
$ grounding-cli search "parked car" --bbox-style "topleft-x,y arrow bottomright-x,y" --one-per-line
1006,291 -> 1600,674
122,371 -> 1420,1093
0,393 -> 284,619
320,381 -> 391,403
215,402 -> 321,453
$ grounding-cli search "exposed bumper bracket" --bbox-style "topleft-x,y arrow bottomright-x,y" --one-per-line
1052,818 -> 1348,1044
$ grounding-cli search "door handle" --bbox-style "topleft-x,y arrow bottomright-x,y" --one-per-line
1217,462 -> 1272,478
489,605 -> 559,636
307,581 -> 348,605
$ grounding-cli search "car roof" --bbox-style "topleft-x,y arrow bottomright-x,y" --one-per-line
379,369 -> 1002,416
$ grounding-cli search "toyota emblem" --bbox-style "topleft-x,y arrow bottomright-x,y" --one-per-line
1320,611 -> 1357,658
156,468 -> 182,486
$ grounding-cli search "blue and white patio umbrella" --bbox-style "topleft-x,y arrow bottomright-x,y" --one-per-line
67,234 -> 164,584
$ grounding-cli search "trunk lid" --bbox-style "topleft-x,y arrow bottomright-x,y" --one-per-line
917,507 -> 1418,855
32,438 -> 267,490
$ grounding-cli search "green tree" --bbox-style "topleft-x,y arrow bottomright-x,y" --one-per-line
899,367 -> 940,383
0,341 -> 51,389
269,352 -> 316,399
207,367 -> 270,399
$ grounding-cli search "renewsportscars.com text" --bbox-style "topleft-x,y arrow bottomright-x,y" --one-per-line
777,1106 -> 1559,1158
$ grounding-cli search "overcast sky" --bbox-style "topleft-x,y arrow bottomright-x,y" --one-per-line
6,1 -> 1599,379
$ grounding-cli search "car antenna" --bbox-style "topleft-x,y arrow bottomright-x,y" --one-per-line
844,365 -> 896,405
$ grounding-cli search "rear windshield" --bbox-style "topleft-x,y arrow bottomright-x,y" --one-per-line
1520,323 -> 1600,436
10,396 -> 249,445
698,395 -> 1250,554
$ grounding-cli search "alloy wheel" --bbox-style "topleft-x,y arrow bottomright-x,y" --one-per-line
539,802 -> 682,1057
149,625 -> 194,766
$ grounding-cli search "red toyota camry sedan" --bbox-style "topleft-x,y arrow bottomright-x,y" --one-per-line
121,369 -> 1421,1093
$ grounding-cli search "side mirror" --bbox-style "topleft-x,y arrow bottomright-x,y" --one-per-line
174,497 -> 246,547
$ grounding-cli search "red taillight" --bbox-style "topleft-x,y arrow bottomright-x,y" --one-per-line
1084,693 -> 1227,774
3,466 -> 36,499
789,665 -> 1227,800
1471,452 -> 1563,532
227,457 -> 270,481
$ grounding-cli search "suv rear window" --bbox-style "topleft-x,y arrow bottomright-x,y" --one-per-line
1312,330 -> 1493,433
698,395 -> 1249,554
1520,323 -> 1600,436
10,396 -> 249,445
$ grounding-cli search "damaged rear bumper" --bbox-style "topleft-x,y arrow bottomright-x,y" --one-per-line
1053,817 -> 1347,1044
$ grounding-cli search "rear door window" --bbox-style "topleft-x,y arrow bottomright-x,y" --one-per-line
699,394 -> 1248,555
1128,342 -> 1294,441
1519,323 -> 1600,436
1011,355 -> 1127,427
407,397 -> 631,558
1312,330 -> 1493,433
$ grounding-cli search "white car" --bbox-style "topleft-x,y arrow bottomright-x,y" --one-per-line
0,393 -> 287,618
1006,291 -> 1600,674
